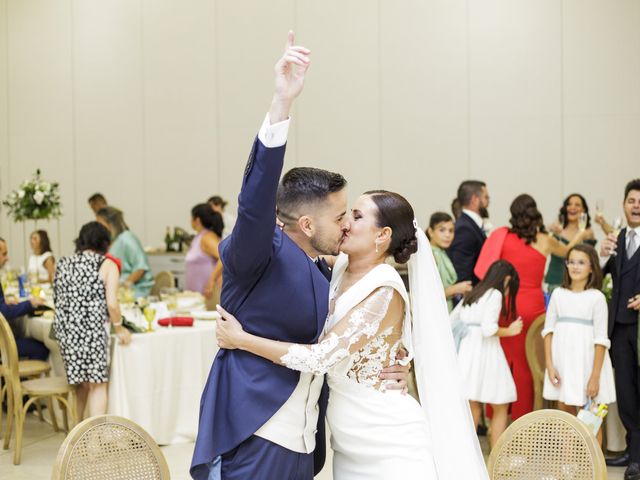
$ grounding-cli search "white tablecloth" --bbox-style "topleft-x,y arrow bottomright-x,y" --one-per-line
23,316 -> 218,445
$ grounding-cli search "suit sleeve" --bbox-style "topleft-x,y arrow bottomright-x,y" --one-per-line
221,137 -> 287,277
448,225 -> 476,282
0,286 -> 34,320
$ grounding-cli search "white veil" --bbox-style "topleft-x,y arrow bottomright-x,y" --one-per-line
408,224 -> 489,479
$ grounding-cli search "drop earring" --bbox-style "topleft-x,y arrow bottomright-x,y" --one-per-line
375,242 -> 379,254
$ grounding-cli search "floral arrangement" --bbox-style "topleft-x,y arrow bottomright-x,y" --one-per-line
2,169 -> 62,221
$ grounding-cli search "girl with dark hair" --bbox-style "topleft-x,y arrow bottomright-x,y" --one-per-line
545,194 -> 597,291
54,221 -> 131,421
453,260 -> 522,447
185,204 -> 224,305
476,193 -> 589,419
542,245 -> 615,444
28,230 -> 55,283
427,212 -> 472,311
215,190 -> 488,479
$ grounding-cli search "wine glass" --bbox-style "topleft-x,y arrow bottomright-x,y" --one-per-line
578,212 -> 588,232
612,217 -> 623,236
595,199 -> 604,216
143,306 -> 156,332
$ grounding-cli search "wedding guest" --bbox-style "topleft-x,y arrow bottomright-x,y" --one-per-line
28,230 -> 55,283
448,180 -> 490,286
0,237 -> 48,361
475,194 -> 588,419
88,193 -> 107,215
451,198 -> 462,220
96,206 -> 154,298
427,212 -> 472,311
600,179 -> 640,476
53,222 -> 131,420
186,204 -> 224,306
543,245 -> 615,445
545,194 -> 597,292
208,195 -> 235,238
453,260 -> 522,448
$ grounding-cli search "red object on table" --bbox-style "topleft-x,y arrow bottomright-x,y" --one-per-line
157,317 -> 194,327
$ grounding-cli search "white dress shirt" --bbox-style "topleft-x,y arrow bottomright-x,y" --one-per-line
462,209 -> 484,230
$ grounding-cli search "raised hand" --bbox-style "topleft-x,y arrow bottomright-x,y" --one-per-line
270,31 -> 311,123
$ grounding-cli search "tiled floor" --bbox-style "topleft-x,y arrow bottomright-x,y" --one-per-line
0,413 -> 627,479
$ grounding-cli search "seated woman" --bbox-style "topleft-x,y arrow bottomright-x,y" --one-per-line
96,206 -> 154,298
185,204 -> 224,308
28,230 -> 55,283
53,222 -> 132,420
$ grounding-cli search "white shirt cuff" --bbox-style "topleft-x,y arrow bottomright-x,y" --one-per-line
258,113 -> 290,148
599,255 -> 610,269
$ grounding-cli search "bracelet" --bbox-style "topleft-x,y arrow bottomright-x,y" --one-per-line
112,319 -> 123,327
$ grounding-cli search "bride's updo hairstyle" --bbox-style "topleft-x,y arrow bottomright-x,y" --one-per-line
509,193 -> 546,245
365,190 -> 417,264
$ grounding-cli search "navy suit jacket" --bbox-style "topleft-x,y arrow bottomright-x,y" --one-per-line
448,212 -> 486,285
603,228 -> 640,337
190,138 -> 330,479
0,284 -> 34,322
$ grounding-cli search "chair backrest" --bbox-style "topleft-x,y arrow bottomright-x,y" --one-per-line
0,313 -> 21,391
151,271 -> 175,297
488,409 -> 607,479
51,415 -> 170,480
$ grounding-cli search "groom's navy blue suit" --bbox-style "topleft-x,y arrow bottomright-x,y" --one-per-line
190,138 -> 330,480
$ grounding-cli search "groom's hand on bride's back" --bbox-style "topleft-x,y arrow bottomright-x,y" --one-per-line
380,348 -> 411,395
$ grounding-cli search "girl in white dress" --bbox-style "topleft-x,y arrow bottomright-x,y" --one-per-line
542,244 -> 616,444
216,191 -> 489,479
28,230 -> 55,283
453,259 -> 523,447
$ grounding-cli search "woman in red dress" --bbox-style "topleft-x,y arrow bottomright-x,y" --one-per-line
477,194 -> 588,419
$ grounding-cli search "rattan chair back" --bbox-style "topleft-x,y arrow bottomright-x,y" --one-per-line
151,271 -> 175,297
488,409 -> 607,479
0,313 -> 22,395
525,314 -> 546,410
52,415 -> 170,480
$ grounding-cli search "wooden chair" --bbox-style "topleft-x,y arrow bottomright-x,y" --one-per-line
151,271 -> 175,297
1,357 -> 52,440
488,409 -> 607,479
0,313 -> 76,465
525,314 -> 546,411
51,415 -> 171,480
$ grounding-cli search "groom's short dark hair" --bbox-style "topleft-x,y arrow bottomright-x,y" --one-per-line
277,167 -> 346,222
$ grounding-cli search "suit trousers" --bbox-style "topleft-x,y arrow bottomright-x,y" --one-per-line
221,435 -> 314,480
610,322 -> 640,462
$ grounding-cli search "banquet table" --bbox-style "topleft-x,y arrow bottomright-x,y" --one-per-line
23,315 -> 219,445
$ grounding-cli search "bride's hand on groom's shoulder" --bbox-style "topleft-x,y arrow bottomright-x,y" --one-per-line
215,305 -> 245,350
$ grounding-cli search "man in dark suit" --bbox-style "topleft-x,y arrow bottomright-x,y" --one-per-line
448,180 -> 490,286
601,179 -> 640,480
190,32 -> 408,480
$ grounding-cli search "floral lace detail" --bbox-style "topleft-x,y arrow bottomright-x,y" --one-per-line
281,286 -> 404,391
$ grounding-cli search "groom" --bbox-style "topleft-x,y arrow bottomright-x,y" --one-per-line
190,33 -> 407,480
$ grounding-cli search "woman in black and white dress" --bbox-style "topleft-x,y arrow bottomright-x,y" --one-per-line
53,221 -> 131,419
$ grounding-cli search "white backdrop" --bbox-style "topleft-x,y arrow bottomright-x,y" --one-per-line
0,0 -> 638,263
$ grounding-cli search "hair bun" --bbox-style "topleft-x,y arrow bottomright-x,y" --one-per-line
393,236 -> 418,264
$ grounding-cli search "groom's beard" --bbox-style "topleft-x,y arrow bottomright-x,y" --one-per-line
310,232 -> 342,257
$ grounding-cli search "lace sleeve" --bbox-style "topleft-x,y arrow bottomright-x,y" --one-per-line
280,286 -> 395,375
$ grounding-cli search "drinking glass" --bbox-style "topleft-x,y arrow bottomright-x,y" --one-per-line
612,217 -> 623,236
143,307 -> 156,332
595,199 -> 604,216
160,287 -> 178,313
578,212 -> 588,232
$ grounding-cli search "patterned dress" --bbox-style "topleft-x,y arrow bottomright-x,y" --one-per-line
53,251 -> 110,384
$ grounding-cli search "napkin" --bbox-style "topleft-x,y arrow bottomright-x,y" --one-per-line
157,317 -> 194,327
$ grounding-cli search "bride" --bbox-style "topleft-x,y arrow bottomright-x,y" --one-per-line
216,190 -> 488,479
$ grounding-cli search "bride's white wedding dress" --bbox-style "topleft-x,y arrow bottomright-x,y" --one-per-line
280,228 -> 488,479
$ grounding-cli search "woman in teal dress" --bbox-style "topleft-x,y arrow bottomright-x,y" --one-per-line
427,212 -> 472,311
545,194 -> 597,292
97,206 -> 154,298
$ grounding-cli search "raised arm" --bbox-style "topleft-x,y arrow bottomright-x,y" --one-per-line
216,287 -> 402,375
221,32 -> 311,277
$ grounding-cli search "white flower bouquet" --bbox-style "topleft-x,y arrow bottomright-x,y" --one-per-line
2,169 -> 62,221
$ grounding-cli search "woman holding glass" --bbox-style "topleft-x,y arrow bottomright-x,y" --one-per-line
545,194 -> 597,292
53,222 -> 131,419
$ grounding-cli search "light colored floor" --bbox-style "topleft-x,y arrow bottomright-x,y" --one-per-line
0,413 -> 627,479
